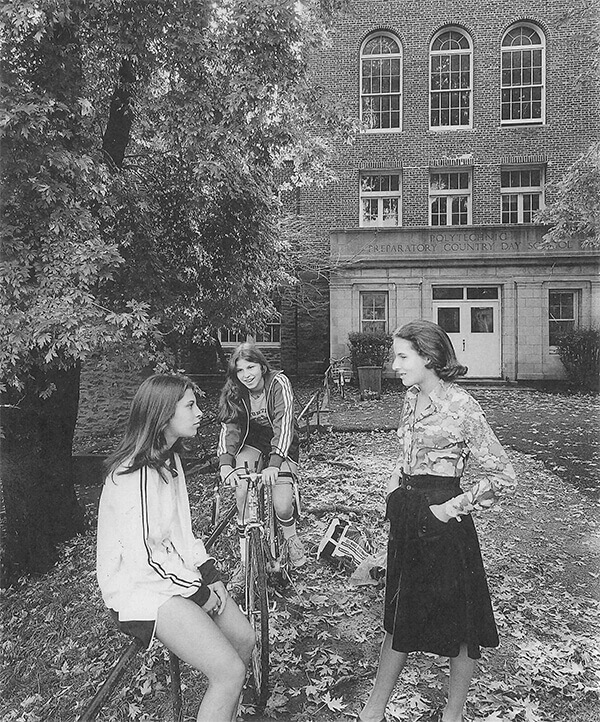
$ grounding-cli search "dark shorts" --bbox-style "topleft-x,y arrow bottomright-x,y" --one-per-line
246,421 -> 300,465
110,587 -> 207,649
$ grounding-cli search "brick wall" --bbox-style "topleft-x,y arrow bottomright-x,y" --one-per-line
281,0 -> 599,375
307,0 -> 599,228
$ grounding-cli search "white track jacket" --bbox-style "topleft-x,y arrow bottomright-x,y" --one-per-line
96,454 -> 214,622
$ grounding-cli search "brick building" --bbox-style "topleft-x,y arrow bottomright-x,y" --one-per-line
267,0 -> 599,381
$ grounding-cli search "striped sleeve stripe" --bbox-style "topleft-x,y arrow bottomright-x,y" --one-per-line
273,375 -> 294,457
217,422 -> 228,456
139,467 -> 200,591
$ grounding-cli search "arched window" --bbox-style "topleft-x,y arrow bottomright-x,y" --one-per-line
360,33 -> 402,131
501,24 -> 545,124
430,28 -> 472,129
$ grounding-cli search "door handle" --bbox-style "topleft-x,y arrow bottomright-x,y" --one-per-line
462,339 -> 465,351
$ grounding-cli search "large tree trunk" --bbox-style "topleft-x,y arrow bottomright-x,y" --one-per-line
1,365 -> 85,586
0,8 -> 87,587
102,56 -> 136,170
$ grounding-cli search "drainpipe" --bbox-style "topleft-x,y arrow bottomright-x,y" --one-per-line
514,281 -> 519,382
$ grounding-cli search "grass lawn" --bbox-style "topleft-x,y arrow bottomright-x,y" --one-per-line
1,361 -> 599,721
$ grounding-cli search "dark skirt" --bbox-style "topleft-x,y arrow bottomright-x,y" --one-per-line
383,474 -> 498,660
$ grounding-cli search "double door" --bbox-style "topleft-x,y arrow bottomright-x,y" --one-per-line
433,287 -> 501,378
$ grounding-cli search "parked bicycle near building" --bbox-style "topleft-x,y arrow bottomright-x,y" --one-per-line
322,356 -> 350,408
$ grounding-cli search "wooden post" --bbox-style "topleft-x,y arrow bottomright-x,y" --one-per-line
78,639 -> 144,721
169,652 -> 183,721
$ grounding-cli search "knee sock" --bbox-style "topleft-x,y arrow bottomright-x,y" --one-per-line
277,514 -> 297,539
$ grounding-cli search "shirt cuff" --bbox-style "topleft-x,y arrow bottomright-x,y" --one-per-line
197,558 -> 221,585
268,453 -> 284,469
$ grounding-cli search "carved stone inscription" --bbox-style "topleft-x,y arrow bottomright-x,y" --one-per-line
359,231 -> 576,258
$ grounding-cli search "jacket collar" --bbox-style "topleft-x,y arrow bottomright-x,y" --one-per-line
406,379 -> 449,411
241,369 -> 282,403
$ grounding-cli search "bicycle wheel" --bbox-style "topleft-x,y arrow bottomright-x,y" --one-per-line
245,526 -> 270,708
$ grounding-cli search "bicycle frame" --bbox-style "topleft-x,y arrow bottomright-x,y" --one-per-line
210,464 -> 298,708
230,464 -> 290,709
323,356 -> 349,404
236,464 -> 287,577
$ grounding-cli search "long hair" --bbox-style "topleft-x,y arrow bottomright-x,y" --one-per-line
218,342 -> 271,423
105,373 -> 199,478
393,320 -> 468,381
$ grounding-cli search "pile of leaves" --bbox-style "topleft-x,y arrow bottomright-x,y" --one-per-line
1,430 -> 599,721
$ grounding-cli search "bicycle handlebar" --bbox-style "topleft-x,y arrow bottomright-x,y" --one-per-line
234,470 -> 263,483
324,356 -> 350,374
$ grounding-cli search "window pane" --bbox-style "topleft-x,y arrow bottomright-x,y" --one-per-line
221,329 -> 247,344
501,26 -> 544,125
466,287 -> 499,299
431,197 -> 446,225
502,194 -> 518,223
362,199 -> 378,224
438,307 -> 460,333
471,307 -> 494,333
430,30 -> 471,127
549,291 -> 576,345
451,196 -> 468,225
255,322 -> 281,344
360,173 -> 401,227
430,170 -> 471,225
361,292 -> 388,334
501,166 -> 544,223
382,198 -> 399,225
549,292 -> 574,319
433,287 -> 464,300
362,293 -> 387,320
549,320 -> 575,346
361,34 -> 402,130
363,321 -> 387,334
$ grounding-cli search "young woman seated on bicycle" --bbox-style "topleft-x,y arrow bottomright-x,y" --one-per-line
217,343 -> 306,584
96,374 -> 255,722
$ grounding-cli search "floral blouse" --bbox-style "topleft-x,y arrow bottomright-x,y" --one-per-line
393,381 -> 516,510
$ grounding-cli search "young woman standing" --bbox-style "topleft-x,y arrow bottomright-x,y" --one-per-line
217,343 -> 306,583
97,374 -> 254,722
359,320 -> 516,722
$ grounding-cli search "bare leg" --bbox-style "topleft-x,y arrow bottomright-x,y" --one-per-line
155,595 -> 253,722
212,592 -> 255,666
442,644 -> 474,722
360,632 -> 408,722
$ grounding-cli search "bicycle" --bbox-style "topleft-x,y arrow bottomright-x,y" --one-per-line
323,356 -> 349,407
211,463 -> 296,709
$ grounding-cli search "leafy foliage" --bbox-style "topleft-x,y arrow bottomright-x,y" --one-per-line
0,0 -> 355,578
537,142 -> 600,250
347,331 -> 393,370
553,328 -> 600,393
0,0 -> 353,387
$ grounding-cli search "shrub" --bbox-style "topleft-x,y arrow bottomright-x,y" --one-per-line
347,331 -> 393,371
555,328 -> 600,393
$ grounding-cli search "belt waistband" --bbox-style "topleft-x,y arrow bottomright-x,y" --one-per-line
400,473 -> 461,490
